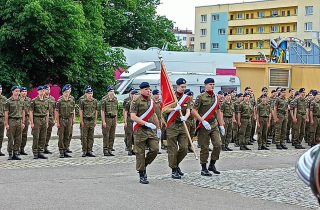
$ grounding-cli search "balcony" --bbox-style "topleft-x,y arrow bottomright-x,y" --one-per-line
228,31 -> 297,41
228,15 -> 297,27
228,48 -> 270,55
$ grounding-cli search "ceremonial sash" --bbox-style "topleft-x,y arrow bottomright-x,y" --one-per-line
196,95 -> 219,130
133,101 -> 155,131
167,94 -> 189,127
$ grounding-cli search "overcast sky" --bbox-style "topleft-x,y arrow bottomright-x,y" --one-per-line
156,0 -> 259,32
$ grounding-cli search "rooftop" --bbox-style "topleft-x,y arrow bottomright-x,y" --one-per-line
195,0 -> 278,8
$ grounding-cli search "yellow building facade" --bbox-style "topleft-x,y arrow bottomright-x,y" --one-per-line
195,0 -> 320,61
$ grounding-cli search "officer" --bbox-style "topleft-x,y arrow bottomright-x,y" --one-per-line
5,86 -> 25,160
164,78 -> 190,179
305,91 -> 315,145
184,89 -> 190,95
80,88 -> 98,157
123,87 -> 135,151
291,88 -> 307,149
186,91 -> 196,153
124,90 -> 139,155
19,87 -> 31,155
101,85 -> 118,156
55,85 -> 75,158
43,84 -> 55,154
152,89 -> 162,155
63,84 -> 75,153
221,92 -> 236,151
29,86 -> 49,159
79,84 -> 91,143
130,82 -> 161,184
286,88 -> 295,143
218,90 -> 224,103
238,92 -> 253,150
233,93 -> 243,147
0,85 -> 7,156
256,94 -> 271,150
309,90 -> 320,147
273,88 -> 288,150
257,87 -> 268,105
191,78 -> 225,176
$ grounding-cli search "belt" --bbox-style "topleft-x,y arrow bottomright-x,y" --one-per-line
84,117 -> 94,120
106,115 -> 116,118
224,116 -> 232,118
298,113 -> 306,116
34,115 -> 46,118
260,116 -> 269,118
0,116 -> 3,118
242,116 -> 250,119
173,119 -> 183,123
49,114 -> 53,117
207,118 -> 217,124
9,117 -> 21,120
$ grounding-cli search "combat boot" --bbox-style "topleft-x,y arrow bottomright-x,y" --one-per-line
38,154 -> 48,159
225,146 -> 233,151
8,154 -> 13,160
244,145 -> 251,150
59,153 -> 65,158
261,145 -> 270,150
13,152 -> 21,160
20,149 -> 28,155
33,155 -> 38,159
177,166 -> 184,176
0,150 -> 5,156
44,149 -> 52,154
208,160 -> 220,174
188,146 -> 193,153
82,152 -> 86,157
128,150 -> 133,156
221,147 -> 228,151
87,152 -> 95,157
139,171 -> 149,184
171,168 -> 181,179
201,163 -> 212,176
240,146 -> 246,150
64,152 -> 72,158
276,145 -> 282,150
281,145 -> 288,150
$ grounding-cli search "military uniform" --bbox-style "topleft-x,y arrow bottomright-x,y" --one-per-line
291,97 -> 307,146
231,97 -> 237,143
268,95 -> 276,140
80,97 -> 98,154
44,94 -> 56,152
5,97 -> 25,157
305,97 -> 314,144
0,94 -> 7,154
256,101 -> 271,148
249,95 -> 256,141
30,96 -> 49,156
20,96 -> 31,152
101,94 -> 118,154
273,95 -> 288,147
220,100 -> 234,149
238,101 -> 253,148
233,99 -> 241,146
286,95 -> 295,141
56,96 -> 75,155
123,96 -> 131,147
124,97 -> 134,152
78,94 -> 87,140
309,99 -> 320,145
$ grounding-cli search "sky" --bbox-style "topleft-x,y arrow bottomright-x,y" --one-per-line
157,0 -> 259,32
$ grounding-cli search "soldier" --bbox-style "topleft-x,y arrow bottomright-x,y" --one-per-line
186,91 -> 196,153
43,84 -> 55,154
256,94 -> 271,150
248,87 -> 257,143
309,90 -> 320,147
221,92 -> 236,151
79,84 -> 91,142
19,87 -> 31,155
101,85 -> 118,156
233,93 -> 243,147
130,82 -> 161,184
152,89 -> 162,155
124,90 -> 139,156
218,90 -> 224,103
123,87 -> 134,151
238,92 -> 253,150
29,86 -> 49,159
164,78 -> 190,179
290,91 -> 300,144
257,87 -> 268,105
55,85 -> 75,158
286,88 -> 295,143
230,89 -> 237,144
191,78 -> 225,176
5,86 -> 25,160
267,90 -> 277,143
291,88 -> 307,149
305,91 -> 315,145
273,88 -> 288,150
63,84 -> 75,153
80,88 -> 98,157
0,85 -> 7,156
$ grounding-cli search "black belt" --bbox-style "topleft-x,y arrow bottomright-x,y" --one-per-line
224,116 -> 232,118
0,116 -> 3,118
260,116 -> 269,118
34,115 -> 46,118
242,116 -> 250,119
84,117 -> 94,120
49,114 -> 53,117
9,117 -> 21,120
207,118 -> 217,124
317,116 -> 320,119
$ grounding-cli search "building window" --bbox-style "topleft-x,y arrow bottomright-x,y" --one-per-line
175,36 -> 180,40
236,42 -> 242,49
306,6 -> 313,15
282,11 -> 286,17
271,10 -> 279,16
294,24 -> 297,31
305,39 -> 312,47
200,43 -> 206,50
229,43 -> 232,49
212,14 -> 219,21
269,68 -> 290,88
270,26 -> 278,32
281,26 -> 285,33
201,15 -> 207,22
287,10 -> 291,16
235,27 -> 243,34
218,28 -> 225,35
305,22 -> 313,31
183,37 -> 187,41
245,28 -> 249,34
257,11 -> 265,17
257,41 -> 264,48
212,43 -> 219,49
236,13 -> 243,19
190,37 -> 195,42
287,26 -> 290,32
295,8 -> 298,15
246,14 -> 249,19
257,26 -> 264,33
201,29 -> 207,36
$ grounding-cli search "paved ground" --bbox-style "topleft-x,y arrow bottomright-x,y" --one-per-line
0,125 -> 318,210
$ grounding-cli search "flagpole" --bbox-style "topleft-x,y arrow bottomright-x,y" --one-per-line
158,54 -> 198,160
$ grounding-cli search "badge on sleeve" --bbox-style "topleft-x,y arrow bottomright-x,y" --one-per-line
194,98 -> 199,106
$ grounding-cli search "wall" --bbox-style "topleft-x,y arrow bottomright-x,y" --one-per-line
210,12 -> 228,53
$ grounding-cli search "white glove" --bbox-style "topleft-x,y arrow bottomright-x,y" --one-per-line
202,120 -> 211,130
157,129 -> 162,138
145,122 -> 156,129
180,116 -> 187,121
174,104 -> 181,111
219,126 -> 225,136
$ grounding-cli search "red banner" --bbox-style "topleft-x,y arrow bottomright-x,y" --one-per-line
160,60 -> 177,112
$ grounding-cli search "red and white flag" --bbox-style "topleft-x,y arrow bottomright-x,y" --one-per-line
160,60 -> 177,113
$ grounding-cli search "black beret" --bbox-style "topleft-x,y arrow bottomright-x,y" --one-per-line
62,85 -> 70,93
84,85 -> 91,90
176,78 -> 186,85
260,94 -> 268,98
152,89 -> 160,95
139,82 -> 150,89
85,88 -> 93,93
276,87 -> 281,91
187,91 -> 194,96
43,84 -> 50,89
243,92 -> 250,97
20,87 -> 27,91
312,90 -> 318,96
231,89 -> 236,93
289,88 -> 294,93
107,85 -> 114,92
281,88 -> 286,92
204,78 -> 215,84
184,89 -> 190,94
11,85 -> 19,91
224,92 -> 230,96
218,90 -> 224,95
131,90 -> 138,94
37,86 -> 44,91
200,89 -> 205,93
245,86 -> 251,91
299,88 -> 305,93
295,91 -> 300,96
271,90 -> 276,93
236,93 -> 243,97
261,87 -> 268,91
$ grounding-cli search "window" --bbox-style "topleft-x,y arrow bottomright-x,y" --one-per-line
257,41 -> 264,48
257,11 -> 265,17
305,39 -> 312,47
246,14 -> 249,19
201,15 -> 207,22
281,26 -> 285,33
229,43 -> 232,49
183,37 -> 187,41
201,29 -> 207,36
212,14 -> 219,21
221,86 -> 237,93
270,25 -> 278,32
257,26 -> 265,33
294,24 -> 297,31
287,10 -> 291,16
250,43 -> 253,49
175,36 -> 180,40
212,43 -> 219,49
287,26 -> 290,32
295,8 -> 298,15
218,28 -> 225,35
282,11 -> 285,17
305,22 -> 313,31
230,15 -> 234,20
269,68 -> 290,88
236,27 -> 243,34
246,28 -> 249,34
236,42 -> 242,49
236,13 -> 243,19
200,43 -> 206,50
190,37 -> 195,42
306,6 -> 313,15
271,10 -> 278,16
